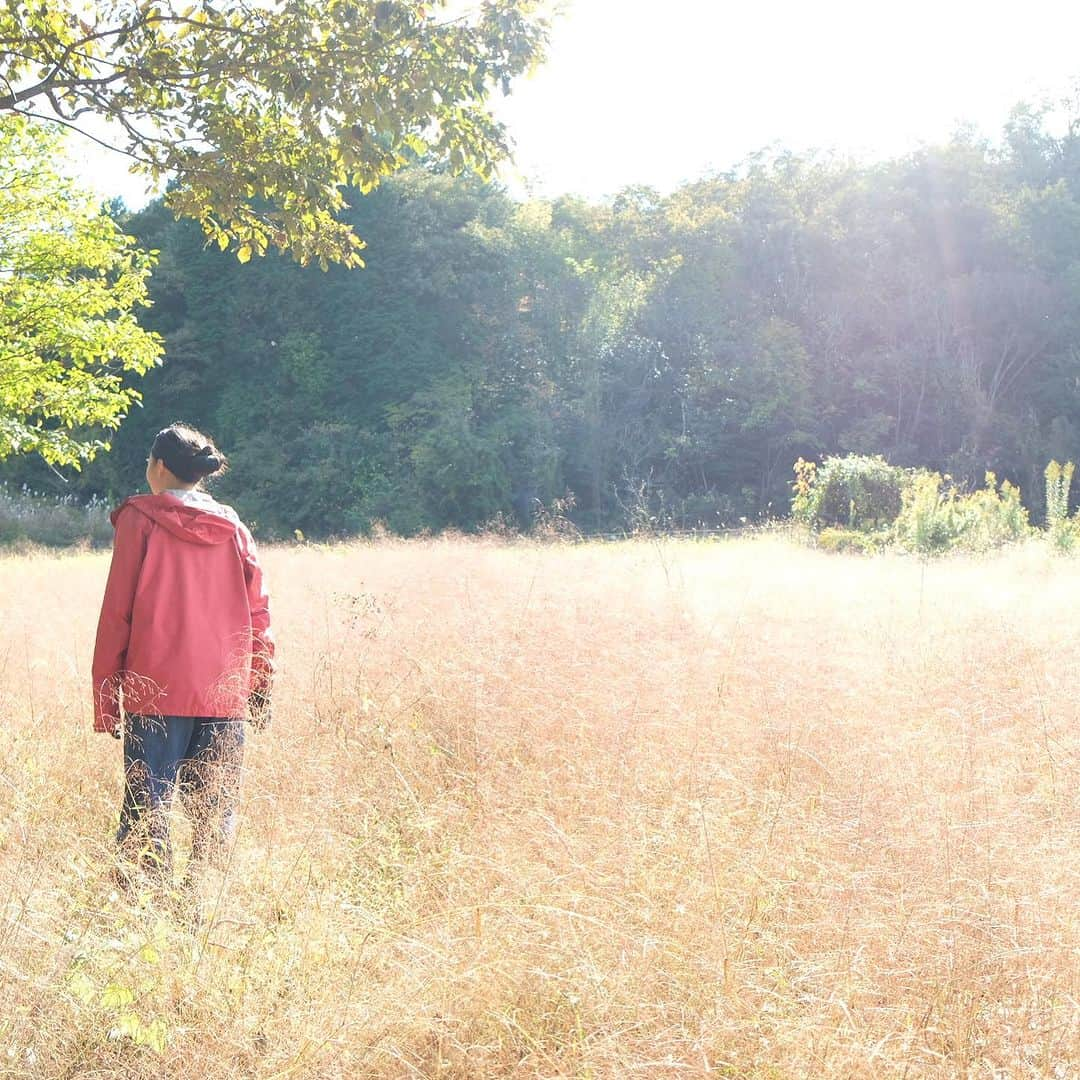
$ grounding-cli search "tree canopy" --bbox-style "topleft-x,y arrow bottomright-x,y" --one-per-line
0,114 -> 161,465
9,103 -> 1080,535
0,0 -> 549,266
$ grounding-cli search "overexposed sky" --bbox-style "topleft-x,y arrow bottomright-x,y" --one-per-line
71,0 -> 1080,207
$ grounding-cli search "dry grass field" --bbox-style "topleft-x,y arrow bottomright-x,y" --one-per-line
0,534 -> 1078,1078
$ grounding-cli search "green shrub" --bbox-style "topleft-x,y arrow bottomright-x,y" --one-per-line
792,455 -> 907,531
894,471 -> 1030,556
816,526 -> 889,555
894,470 -> 955,555
1044,460 -> 1077,552
958,472 -> 1030,551
794,455 -> 1037,557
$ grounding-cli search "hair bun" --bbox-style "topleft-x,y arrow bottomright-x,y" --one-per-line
193,449 -> 222,476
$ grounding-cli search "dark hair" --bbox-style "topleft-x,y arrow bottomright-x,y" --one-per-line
150,423 -> 228,484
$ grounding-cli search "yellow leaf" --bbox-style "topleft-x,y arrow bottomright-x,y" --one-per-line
110,1012 -> 142,1041
66,970 -> 95,1004
136,1017 -> 168,1053
101,983 -> 135,1009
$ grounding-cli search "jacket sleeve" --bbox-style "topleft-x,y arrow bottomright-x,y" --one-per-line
91,507 -> 148,733
240,528 -> 274,701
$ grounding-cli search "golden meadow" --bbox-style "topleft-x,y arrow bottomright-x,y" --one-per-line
0,535 -> 1077,1077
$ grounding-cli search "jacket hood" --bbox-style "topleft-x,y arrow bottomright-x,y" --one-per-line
112,494 -> 239,546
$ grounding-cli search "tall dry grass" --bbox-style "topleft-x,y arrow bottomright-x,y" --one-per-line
0,535 -> 1077,1077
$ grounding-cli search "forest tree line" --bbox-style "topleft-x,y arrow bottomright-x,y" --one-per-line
7,103 -> 1080,538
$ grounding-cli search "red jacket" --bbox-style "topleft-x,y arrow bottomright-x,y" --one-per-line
92,494 -> 273,733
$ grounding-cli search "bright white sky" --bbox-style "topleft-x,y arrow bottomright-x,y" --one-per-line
72,0 -> 1080,208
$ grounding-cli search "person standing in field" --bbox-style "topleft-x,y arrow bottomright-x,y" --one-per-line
92,423 -> 273,893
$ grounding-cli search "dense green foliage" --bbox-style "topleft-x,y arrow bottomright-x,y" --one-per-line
0,115 -> 161,466
792,456 -> 907,531
794,455 -> 1031,555
0,0 -> 548,266
891,470 -> 1030,555
9,103 -> 1080,537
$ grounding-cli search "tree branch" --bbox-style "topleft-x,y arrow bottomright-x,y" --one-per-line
11,107 -> 161,169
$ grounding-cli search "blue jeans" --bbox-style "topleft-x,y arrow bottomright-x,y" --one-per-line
117,715 -> 244,877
